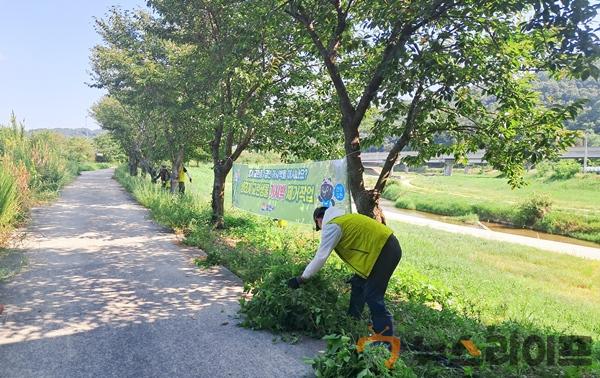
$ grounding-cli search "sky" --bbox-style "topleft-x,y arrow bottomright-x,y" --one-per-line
0,1 -> 146,130
1,3 -> 598,131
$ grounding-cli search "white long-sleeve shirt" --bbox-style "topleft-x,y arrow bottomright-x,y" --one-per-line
301,207 -> 346,280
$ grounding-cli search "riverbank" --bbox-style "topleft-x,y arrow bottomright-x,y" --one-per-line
380,199 -> 600,260
381,172 -> 600,244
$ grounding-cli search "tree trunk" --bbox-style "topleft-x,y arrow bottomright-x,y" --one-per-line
211,161 -> 232,229
343,121 -> 387,224
349,173 -> 387,224
128,154 -> 138,176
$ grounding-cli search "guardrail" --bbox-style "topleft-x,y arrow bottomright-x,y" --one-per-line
362,147 -> 600,164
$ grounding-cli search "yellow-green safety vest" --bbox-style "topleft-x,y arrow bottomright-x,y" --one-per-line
328,214 -> 393,278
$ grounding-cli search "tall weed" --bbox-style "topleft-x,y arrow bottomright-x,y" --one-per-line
0,121 -> 87,248
0,168 -> 18,246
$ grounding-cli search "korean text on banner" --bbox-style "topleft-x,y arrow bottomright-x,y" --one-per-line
231,159 -> 350,224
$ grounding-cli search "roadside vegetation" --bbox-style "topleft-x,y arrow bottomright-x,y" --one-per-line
89,0 -> 599,375
116,164 -> 600,377
0,115 -> 98,280
382,163 -> 600,244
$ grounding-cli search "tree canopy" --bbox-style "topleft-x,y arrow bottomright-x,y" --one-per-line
89,0 -> 600,223
534,71 -> 600,134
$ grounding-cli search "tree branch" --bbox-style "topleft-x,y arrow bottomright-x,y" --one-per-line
286,2 -> 355,119
228,126 -> 255,168
326,0 -> 352,57
211,89 -> 225,163
353,0 -> 457,129
374,82 -> 425,191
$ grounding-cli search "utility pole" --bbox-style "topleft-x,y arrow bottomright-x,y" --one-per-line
583,130 -> 589,173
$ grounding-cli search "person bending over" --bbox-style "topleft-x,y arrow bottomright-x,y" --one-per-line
288,206 -> 402,336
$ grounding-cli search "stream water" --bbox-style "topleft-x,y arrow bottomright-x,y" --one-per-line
383,204 -> 599,248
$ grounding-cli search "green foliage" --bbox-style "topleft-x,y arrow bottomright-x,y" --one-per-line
534,72 -> 600,134
588,131 -> 600,147
93,132 -> 125,162
77,162 -> 112,172
517,194 -> 553,227
307,335 -> 416,378
536,160 -> 582,180
0,168 -> 18,228
116,166 -> 600,377
240,263 -> 362,336
382,184 -> 402,201
534,161 -> 554,178
394,198 -> 416,211
539,211 -> 600,244
235,150 -> 283,165
1,119 -> 91,190
283,0 -> 599,196
550,160 -> 581,180
65,137 -> 95,163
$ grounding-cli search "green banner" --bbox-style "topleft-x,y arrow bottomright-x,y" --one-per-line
232,159 -> 351,224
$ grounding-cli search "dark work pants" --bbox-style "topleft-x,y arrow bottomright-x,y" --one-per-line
347,234 -> 401,336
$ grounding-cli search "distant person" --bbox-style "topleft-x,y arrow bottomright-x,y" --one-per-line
177,165 -> 192,194
288,206 -> 402,336
155,165 -> 170,189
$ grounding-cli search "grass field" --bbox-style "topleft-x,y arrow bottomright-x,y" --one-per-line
388,220 -> 600,337
181,165 -> 600,337
118,165 -> 600,375
400,172 -> 600,213
382,171 -> 600,243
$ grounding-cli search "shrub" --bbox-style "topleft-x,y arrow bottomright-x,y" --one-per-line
550,160 -> 580,180
517,194 -> 553,227
538,211 -> 600,244
534,161 -> 553,178
471,203 -> 517,224
416,200 -> 472,217
0,168 -> 18,246
394,198 -> 416,210
383,184 -> 402,201
0,168 -> 18,227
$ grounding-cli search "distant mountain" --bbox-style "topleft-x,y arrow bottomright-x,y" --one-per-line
28,128 -> 104,138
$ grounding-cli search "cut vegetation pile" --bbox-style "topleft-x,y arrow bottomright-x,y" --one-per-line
116,165 -> 600,377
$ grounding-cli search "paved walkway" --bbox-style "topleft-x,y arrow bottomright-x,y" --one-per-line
380,200 -> 600,260
0,169 -> 322,378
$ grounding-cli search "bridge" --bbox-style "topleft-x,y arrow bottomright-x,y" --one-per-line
361,146 -> 600,175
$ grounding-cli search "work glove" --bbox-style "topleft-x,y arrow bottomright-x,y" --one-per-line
287,276 -> 303,289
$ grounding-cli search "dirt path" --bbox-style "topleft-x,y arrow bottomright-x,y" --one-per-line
380,199 -> 600,260
0,169 -> 322,377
